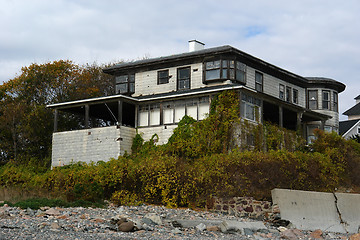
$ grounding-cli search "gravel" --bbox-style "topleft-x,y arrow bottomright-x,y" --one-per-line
0,204 -> 354,239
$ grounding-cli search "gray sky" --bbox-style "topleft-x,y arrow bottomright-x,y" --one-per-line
1,0 -> 359,120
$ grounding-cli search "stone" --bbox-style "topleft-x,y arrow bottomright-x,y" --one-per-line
243,228 -> 254,235
207,226 -> 220,232
45,208 -> 61,216
171,228 -> 182,234
350,233 -> 360,240
118,221 -> 134,232
144,213 -> 162,225
196,223 -> 206,231
50,222 -> 61,230
244,206 -> 254,212
310,229 -> 323,239
280,229 -> 304,240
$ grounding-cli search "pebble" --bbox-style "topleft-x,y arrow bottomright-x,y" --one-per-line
0,204 -> 356,239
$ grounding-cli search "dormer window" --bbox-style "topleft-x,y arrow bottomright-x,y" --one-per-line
116,74 -> 135,95
204,59 -> 246,84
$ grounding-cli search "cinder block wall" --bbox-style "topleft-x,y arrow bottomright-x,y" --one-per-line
51,126 -> 135,167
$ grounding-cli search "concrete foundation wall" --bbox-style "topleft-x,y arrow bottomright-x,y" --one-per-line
138,125 -> 177,145
52,126 -> 135,167
272,188 -> 360,233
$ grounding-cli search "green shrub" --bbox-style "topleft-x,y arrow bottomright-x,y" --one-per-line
111,190 -> 141,206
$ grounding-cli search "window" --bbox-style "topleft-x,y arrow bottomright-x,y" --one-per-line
198,97 -> 210,120
293,89 -> 299,104
235,61 -> 246,84
307,125 -> 318,143
324,126 -> 332,133
163,102 -> 174,124
286,86 -> 291,102
255,72 -> 263,92
115,74 -> 135,95
308,90 -> 318,110
204,59 -> 246,84
358,126 -> 360,134
241,94 -> 261,122
186,99 -> 198,119
177,67 -> 190,90
149,104 -> 160,126
138,105 -> 149,127
333,92 -> 338,112
279,84 -> 285,100
157,70 -> 169,84
322,90 -> 330,110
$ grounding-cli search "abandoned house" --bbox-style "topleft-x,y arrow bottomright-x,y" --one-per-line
47,40 -> 346,167
339,95 -> 360,139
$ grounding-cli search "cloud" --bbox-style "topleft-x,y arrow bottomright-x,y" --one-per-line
0,0 -> 359,119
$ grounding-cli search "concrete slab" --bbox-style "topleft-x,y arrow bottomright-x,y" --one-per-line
272,188 -> 360,233
335,192 -> 360,233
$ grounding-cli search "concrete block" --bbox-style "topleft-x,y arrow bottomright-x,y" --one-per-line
272,188 -> 360,233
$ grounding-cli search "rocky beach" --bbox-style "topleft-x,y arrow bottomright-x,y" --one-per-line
0,203 -> 358,240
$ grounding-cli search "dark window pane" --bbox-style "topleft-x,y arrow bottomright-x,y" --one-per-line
116,83 -> 128,94
158,70 -> 169,84
116,75 -> 128,83
222,69 -> 228,79
129,74 -> 135,82
129,83 -> 135,93
206,69 -> 220,80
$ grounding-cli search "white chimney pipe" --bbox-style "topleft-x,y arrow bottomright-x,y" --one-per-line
189,40 -> 205,52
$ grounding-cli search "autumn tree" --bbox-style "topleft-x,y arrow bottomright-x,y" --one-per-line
0,60 -> 116,166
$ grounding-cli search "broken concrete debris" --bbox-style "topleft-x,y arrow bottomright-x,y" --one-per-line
272,188 -> 360,234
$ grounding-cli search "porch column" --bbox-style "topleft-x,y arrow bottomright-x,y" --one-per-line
296,112 -> 303,132
54,109 -> 58,132
320,120 -> 325,130
135,105 -> 139,128
279,106 -> 283,128
85,104 -> 90,129
118,100 -> 123,126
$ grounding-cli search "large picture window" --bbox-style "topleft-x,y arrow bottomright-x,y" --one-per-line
115,74 -> 135,95
308,90 -> 318,110
204,59 -> 246,84
177,67 -> 190,90
255,72 -> 263,92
